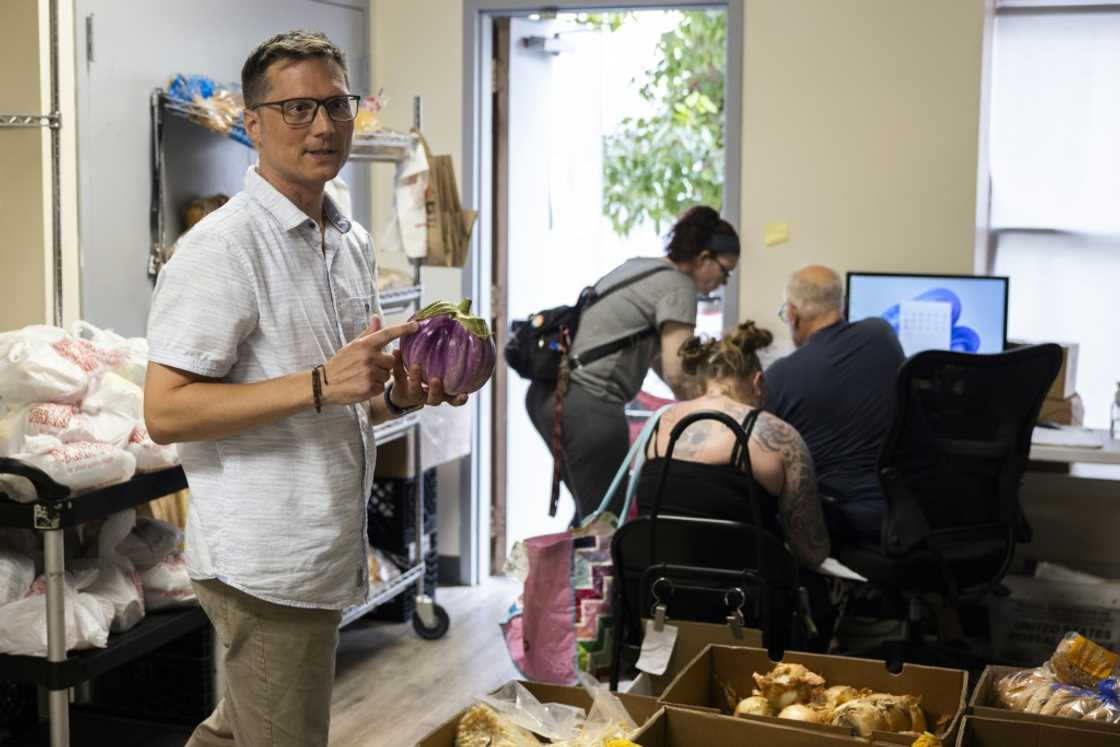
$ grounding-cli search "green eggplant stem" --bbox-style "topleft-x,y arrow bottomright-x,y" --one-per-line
413,297 -> 491,340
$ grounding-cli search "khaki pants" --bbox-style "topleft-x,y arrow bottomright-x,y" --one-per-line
187,578 -> 342,747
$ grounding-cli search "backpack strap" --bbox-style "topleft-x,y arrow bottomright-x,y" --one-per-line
568,264 -> 676,371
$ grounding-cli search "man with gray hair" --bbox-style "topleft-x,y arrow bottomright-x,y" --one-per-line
764,265 -> 904,545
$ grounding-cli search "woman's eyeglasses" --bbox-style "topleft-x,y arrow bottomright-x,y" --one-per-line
711,256 -> 734,285
251,95 -> 361,126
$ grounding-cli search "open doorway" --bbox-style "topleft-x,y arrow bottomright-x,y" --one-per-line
485,7 -> 739,570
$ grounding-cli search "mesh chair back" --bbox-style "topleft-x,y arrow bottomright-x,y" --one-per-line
879,344 -> 1062,557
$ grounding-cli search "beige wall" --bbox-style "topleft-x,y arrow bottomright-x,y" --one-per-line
0,0 -> 49,330
369,0 -> 988,332
370,0 -> 464,273
739,0 -> 987,331
0,0 -> 79,332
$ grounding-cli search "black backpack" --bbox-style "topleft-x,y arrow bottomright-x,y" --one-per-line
504,265 -> 673,384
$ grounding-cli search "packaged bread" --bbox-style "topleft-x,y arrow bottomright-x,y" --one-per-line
1050,632 -> 1120,689
455,703 -> 540,747
996,657 -> 1120,724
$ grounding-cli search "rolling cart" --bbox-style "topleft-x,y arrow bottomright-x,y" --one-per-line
0,462 -> 208,747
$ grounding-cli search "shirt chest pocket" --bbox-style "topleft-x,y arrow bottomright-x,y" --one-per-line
336,295 -> 375,344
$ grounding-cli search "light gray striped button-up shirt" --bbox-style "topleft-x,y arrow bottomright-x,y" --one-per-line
148,167 -> 380,609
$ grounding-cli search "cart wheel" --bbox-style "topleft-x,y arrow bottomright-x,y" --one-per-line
412,604 -> 450,640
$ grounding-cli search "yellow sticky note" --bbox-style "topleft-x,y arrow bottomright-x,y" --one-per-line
763,221 -> 790,247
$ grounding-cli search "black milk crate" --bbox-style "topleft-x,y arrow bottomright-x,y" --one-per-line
368,542 -> 440,624
86,625 -> 214,726
367,468 -> 437,556
0,680 -> 37,737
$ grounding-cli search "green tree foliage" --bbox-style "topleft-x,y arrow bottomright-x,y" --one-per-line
582,11 -> 726,236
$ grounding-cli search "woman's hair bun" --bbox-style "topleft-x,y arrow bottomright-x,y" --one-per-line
678,335 -> 717,376
725,321 -> 773,356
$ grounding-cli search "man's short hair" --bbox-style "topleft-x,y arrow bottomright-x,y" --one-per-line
787,266 -> 844,322
241,30 -> 349,107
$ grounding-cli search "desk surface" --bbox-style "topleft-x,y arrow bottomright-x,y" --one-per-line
1029,428 -> 1120,465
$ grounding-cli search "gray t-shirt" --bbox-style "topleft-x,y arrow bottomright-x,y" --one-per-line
569,258 -> 697,404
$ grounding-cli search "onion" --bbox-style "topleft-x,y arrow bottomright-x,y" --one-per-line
777,704 -> 824,723
753,663 -> 826,710
400,299 -> 496,395
814,685 -> 864,714
734,696 -> 773,718
831,700 -> 885,736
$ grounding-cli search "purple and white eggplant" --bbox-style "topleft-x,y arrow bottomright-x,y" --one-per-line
400,299 -> 496,395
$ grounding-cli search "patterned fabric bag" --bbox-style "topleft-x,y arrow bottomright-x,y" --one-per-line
500,405 -> 670,684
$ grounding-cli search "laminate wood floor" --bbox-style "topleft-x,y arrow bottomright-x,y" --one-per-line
328,577 -> 521,747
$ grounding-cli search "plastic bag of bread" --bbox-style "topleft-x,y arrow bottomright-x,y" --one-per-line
455,703 -> 541,747
1050,632 -> 1120,689
479,681 -> 584,742
997,663 -> 1120,723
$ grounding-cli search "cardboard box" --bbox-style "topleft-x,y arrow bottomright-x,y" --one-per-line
375,432 -> 417,478
415,680 -> 662,747
1010,340 -> 1079,401
1038,393 -> 1085,426
955,714 -> 1119,747
660,645 -> 968,745
629,619 -> 762,697
631,706 -> 864,746
988,574 -> 1120,666
968,665 -> 1120,739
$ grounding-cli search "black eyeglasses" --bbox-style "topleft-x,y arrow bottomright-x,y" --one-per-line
251,95 -> 361,126
711,256 -> 734,285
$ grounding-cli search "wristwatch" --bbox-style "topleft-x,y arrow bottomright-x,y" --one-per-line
384,382 -> 422,417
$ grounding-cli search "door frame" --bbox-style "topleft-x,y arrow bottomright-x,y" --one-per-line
460,0 -> 744,584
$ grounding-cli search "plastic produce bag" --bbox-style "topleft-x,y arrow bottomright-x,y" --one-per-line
567,673 -> 640,746
141,552 -> 196,611
50,336 -> 125,380
25,402 -> 135,448
0,570 -> 111,656
0,549 -> 35,605
71,320 -> 149,387
0,328 -> 88,408
117,516 -> 181,570
82,371 -> 143,420
75,510 -> 145,632
0,403 -> 32,456
380,136 -> 429,259
127,423 -> 179,473
74,558 -> 145,633
11,435 -> 136,495
479,681 -> 586,743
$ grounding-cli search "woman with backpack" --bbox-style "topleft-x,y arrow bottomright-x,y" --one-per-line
525,205 -> 741,523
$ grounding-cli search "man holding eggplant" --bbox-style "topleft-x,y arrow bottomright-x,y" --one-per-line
144,31 -> 466,747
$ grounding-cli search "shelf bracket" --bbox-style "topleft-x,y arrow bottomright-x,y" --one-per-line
0,112 -> 62,129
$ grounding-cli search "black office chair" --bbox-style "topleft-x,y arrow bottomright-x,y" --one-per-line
834,344 -> 1062,669
608,411 -> 806,690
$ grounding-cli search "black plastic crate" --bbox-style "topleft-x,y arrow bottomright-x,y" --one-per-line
86,626 -> 213,726
368,542 -> 439,624
0,680 -> 37,739
367,468 -> 437,556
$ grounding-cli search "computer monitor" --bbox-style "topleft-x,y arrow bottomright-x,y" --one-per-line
845,272 -> 1009,356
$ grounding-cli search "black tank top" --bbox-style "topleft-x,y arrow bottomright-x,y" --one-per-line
635,409 -> 783,537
